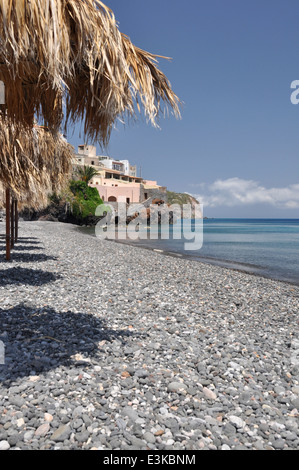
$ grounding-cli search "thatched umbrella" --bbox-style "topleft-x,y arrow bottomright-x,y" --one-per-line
0,0 -> 180,143
0,120 -> 74,202
0,0 -> 180,259
0,120 -> 74,258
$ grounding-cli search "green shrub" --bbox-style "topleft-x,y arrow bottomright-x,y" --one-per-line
69,180 -> 103,219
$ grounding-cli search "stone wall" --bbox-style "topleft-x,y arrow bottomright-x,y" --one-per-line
140,186 -> 168,204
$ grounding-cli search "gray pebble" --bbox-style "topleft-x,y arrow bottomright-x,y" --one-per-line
143,432 -> 156,444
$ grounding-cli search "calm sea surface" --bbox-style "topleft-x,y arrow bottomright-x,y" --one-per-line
78,219 -> 299,285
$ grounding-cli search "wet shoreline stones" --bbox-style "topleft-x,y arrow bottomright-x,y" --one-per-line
0,220 -> 298,450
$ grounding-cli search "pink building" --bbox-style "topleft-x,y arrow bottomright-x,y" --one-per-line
90,169 -> 143,203
89,169 -> 166,204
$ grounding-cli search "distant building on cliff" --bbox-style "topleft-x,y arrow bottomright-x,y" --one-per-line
73,145 -> 167,204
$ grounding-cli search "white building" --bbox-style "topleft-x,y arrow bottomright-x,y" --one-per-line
98,156 -> 137,177
74,145 -> 137,177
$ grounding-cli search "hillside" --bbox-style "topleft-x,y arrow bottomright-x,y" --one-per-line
166,191 -> 200,207
166,191 -> 202,219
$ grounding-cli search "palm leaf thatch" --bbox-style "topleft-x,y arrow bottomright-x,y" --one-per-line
0,0 -> 180,145
0,118 -> 74,209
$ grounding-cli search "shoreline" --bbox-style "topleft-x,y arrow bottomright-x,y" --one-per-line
0,220 -> 298,451
109,239 -> 299,288
75,225 -> 299,288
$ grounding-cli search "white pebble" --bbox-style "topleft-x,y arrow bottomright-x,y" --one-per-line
0,441 -> 10,450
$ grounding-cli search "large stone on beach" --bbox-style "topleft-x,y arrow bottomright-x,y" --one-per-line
203,387 -> 217,400
51,425 -> 71,442
229,415 -> 246,429
35,423 -> 50,437
167,382 -> 188,393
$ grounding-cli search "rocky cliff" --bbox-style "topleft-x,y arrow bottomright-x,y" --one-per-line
166,191 -> 200,207
166,191 -> 202,218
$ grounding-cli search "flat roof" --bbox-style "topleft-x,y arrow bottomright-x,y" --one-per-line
96,169 -> 143,180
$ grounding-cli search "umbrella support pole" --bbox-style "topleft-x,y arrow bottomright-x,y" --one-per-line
14,200 -> 18,243
10,197 -> 14,249
5,188 -> 10,261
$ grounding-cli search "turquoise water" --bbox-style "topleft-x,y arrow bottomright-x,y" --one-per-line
79,219 -> 299,285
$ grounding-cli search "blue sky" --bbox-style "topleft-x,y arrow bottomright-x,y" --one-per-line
69,0 -> 299,218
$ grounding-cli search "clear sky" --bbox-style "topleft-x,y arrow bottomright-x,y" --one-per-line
68,0 -> 299,218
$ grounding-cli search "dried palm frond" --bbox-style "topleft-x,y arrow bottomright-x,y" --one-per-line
121,34 -> 180,122
0,185 -> 49,211
0,0 -> 180,144
0,118 -> 74,209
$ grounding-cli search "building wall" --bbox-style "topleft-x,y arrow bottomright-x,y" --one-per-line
90,181 -> 141,204
77,145 -> 97,157
119,159 -> 129,175
98,158 -> 113,170
143,180 -> 158,186
140,185 -> 168,203
78,156 -> 103,167
129,165 -> 137,177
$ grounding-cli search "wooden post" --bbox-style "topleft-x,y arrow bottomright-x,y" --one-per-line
10,197 -> 14,249
14,200 -> 18,243
5,188 -> 10,261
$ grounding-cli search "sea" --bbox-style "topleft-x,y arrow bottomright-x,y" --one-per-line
78,219 -> 299,286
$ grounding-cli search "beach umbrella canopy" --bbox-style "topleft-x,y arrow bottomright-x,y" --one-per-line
0,118 -> 74,207
0,0 -> 180,146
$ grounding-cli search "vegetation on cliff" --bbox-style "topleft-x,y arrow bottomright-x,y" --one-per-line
68,180 -> 103,220
166,191 -> 200,207
21,177 -> 103,226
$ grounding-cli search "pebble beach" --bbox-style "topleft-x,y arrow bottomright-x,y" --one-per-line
0,220 -> 298,451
